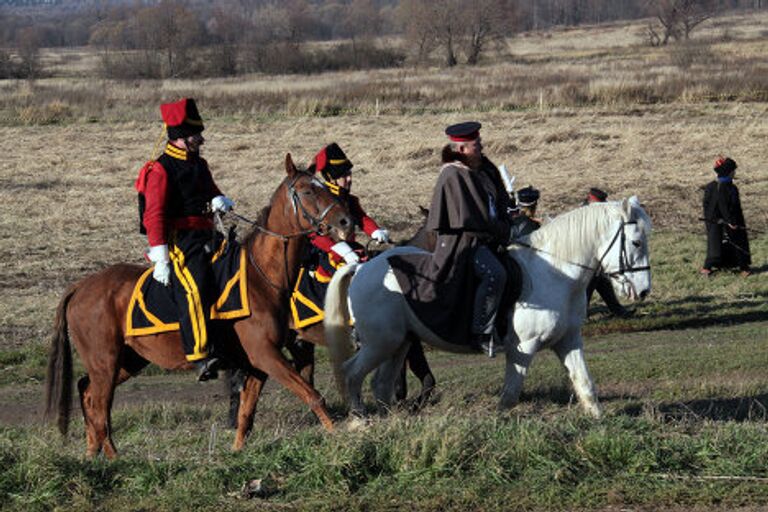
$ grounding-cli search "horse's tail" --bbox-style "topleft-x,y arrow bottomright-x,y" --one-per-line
45,284 -> 77,435
324,262 -> 359,401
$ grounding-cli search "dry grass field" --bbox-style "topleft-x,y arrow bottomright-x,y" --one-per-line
1,101 -> 765,348
0,12 -> 767,511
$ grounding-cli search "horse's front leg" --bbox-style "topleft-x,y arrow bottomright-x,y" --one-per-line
499,331 -> 537,409
284,334 -> 316,386
240,324 -> 335,432
554,332 -> 602,419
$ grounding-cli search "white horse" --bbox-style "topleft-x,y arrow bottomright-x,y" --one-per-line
324,198 -> 652,418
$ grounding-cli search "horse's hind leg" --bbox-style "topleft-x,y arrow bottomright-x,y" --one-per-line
371,341 -> 411,411
344,339 -> 403,417
554,333 -> 602,418
233,370 -> 269,451
78,368 -> 118,459
405,339 -> 436,409
394,363 -> 408,402
78,345 -> 146,459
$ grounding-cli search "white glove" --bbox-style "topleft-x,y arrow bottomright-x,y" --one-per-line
152,260 -> 171,286
147,245 -> 171,286
211,195 -> 235,213
331,241 -> 360,265
371,228 -> 390,243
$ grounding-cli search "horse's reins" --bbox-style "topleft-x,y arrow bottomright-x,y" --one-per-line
227,172 -> 345,293
699,217 -> 755,256
511,219 -> 650,279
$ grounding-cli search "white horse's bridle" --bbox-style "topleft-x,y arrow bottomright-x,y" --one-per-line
511,218 -> 649,278
597,220 -> 650,278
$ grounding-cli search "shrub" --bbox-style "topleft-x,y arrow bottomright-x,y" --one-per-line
669,41 -> 717,70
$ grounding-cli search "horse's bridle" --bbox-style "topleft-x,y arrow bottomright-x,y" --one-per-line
286,172 -> 341,236
512,218 -> 650,279
229,171 -> 346,292
597,220 -> 651,278
229,171 -> 344,239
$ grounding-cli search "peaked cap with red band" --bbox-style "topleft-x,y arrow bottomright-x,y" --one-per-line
160,98 -> 204,140
587,187 -> 608,203
313,142 -> 353,181
445,121 -> 481,142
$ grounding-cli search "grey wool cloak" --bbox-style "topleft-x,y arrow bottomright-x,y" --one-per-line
388,151 -> 512,346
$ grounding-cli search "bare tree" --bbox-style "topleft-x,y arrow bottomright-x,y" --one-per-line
17,26 -> 43,79
677,0 -> 717,39
462,0 -> 519,65
397,0 -> 439,64
398,0 -> 462,66
133,1 -> 203,77
646,0 -> 718,44
399,0 -> 517,67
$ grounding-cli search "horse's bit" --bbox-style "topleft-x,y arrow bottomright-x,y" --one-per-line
598,220 -> 651,278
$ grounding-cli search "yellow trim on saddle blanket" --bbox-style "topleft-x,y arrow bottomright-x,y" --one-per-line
210,248 -> 250,320
125,268 -> 180,336
125,248 -> 250,336
290,267 -> 325,329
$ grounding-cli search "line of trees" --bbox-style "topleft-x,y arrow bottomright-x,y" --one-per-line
0,0 -> 765,79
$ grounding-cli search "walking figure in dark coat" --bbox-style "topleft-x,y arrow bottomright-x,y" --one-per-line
701,157 -> 751,277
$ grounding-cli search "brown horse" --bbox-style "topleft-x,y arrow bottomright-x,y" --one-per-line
45,154 -> 354,458
226,206 -> 438,430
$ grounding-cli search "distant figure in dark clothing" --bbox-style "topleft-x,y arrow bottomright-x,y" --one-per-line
510,185 -> 541,239
701,157 -> 751,277
584,187 -> 632,318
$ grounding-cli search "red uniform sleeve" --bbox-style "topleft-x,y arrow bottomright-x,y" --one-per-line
142,163 -> 169,246
349,195 -> 380,236
309,232 -> 336,253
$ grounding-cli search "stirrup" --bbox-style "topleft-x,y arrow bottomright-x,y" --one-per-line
472,333 -> 504,358
196,357 -> 220,382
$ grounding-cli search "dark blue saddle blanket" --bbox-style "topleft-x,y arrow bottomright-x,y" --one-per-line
125,236 -> 250,336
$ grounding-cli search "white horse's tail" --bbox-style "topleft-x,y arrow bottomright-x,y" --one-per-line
324,262 -> 359,401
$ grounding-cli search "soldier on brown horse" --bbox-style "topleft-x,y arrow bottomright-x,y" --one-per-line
45,153 -> 354,458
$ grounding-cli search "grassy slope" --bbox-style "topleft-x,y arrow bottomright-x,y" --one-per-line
1,322 -> 767,511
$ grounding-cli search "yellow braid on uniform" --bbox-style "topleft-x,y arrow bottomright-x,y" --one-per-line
148,122 -> 167,161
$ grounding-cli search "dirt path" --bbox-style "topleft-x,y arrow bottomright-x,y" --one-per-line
0,373 -> 247,427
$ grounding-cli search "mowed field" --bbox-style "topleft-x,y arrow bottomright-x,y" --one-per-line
1,12 -> 768,512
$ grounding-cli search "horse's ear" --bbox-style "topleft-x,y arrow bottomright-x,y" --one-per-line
621,197 -> 631,215
624,196 -> 643,215
285,153 -> 297,177
418,205 -> 430,218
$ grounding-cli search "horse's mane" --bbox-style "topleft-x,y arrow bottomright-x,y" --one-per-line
524,199 -> 651,268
